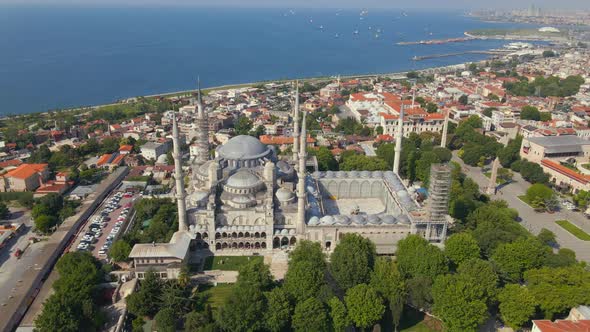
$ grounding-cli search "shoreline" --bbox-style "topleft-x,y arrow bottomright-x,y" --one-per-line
0,63 -> 470,120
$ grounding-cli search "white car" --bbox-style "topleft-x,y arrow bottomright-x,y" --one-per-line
77,242 -> 89,250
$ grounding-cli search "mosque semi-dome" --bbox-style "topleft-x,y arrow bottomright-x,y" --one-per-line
218,135 -> 272,160
225,169 -> 263,189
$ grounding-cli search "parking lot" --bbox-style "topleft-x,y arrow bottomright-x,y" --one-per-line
72,189 -> 137,260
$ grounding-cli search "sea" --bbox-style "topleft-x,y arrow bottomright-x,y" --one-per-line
0,6 -> 536,115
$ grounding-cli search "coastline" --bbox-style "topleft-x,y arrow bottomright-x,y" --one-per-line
1,63 -> 468,120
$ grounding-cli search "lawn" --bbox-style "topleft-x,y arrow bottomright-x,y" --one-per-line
583,163 -> 590,171
200,283 -> 234,310
556,220 -> 590,241
483,172 -> 508,184
203,255 -> 263,271
398,308 -> 442,332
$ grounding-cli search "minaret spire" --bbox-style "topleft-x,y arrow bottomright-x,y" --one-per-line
296,110 -> 307,235
172,114 -> 188,232
393,106 -> 404,175
292,81 -> 300,162
194,77 -> 209,165
441,110 -> 449,148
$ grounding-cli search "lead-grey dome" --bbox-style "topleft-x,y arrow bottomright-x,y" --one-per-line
226,170 -> 262,189
218,135 -> 271,160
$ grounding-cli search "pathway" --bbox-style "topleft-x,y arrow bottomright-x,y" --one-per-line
452,153 -> 590,262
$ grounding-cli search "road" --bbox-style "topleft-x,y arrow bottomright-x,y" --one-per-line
452,153 -> 590,262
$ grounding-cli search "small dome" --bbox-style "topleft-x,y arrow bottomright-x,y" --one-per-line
367,215 -> 381,224
226,170 -> 262,189
325,171 -> 335,178
360,171 -> 371,178
320,215 -> 335,225
280,229 -> 289,235
372,171 -> 384,178
397,190 -> 409,198
398,215 -> 411,224
276,188 -> 295,202
351,215 -> 366,225
218,135 -> 271,160
231,195 -> 253,204
274,229 -> 281,235
289,229 -> 296,235
277,160 -> 293,173
334,215 -> 351,225
381,215 -> 397,224
308,216 -> 320,226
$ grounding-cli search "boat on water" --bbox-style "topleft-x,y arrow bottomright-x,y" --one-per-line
334,33 -> 340,38
319,25 -> 324,30
353,30 -> 359,35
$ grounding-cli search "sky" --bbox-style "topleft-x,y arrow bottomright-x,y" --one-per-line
0,0 -> 588,10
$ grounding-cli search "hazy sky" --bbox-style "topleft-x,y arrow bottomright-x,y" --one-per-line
0,0 -> 588,9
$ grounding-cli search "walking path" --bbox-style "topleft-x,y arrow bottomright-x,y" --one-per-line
452,153 -> 590,262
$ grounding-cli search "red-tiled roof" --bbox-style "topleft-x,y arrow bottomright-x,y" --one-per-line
533,319 -> 590,332
111,154 -> 126,165
2,164 -> 47,180
541,159 -> 590,184
0,159 -> 22,169
259,135 -> 315,145
119,145 -> 133,152
96,154 -> 112,166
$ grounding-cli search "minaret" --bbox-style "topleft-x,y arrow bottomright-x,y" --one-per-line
441,110 -> 449,148
195,78 -> 209,165
393,106 -> 405,175
296,111 -> 307,235
486,157 -> 500,195
292,81 -> 300,162
172,114 -> 188,232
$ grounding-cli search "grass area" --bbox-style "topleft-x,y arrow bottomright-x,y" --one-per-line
200,283 -> 234,310
467,28 -> 566,38
556,220 -> 590,241
398,308 -> 442,332
203,256 -> 263,271
483,172 -> 507,184
582,163 -> 590,171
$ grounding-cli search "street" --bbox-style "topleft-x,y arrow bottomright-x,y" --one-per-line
452,152 -> 590,262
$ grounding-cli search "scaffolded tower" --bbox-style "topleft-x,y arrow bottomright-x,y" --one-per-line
412,164 -> 451,242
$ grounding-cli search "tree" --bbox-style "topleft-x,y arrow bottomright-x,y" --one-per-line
525,265 -> 590,319
432,274 -> 489,332
34,294 -> 82,332
339,154 -> 388,171
35,214 -> 58,234
345,284 -> 385,330
498,284 -> 536,330
264,287 -> 293,332
406,276 -> 433,310
236,259 -> 273,291
108,240 -> 131,262
0,201 -> 9,219
184,306 -> 214,332
520,105 -> 541,120
396,235 -> 448,280
444,233 -> 480,267
328,297 -> 350,332
458,94 -> 469,105
425,102 -> 438,113
370,257 -> 405,331
330,233 -> 376,290
309,146 -> 338,171
284,259 -> 326,302
218,285 -> 267,332
432,147 -> 452,163
126,271 -> 163,318
154,307 -> 176,332
543,50 -> 556,57
526,183 -> 554,209
416,151 -> 441,184
519,160 -> 550,184
492,238 -> 548,283
292,298 -> 329,332
537,228 -> 557,247
235,116 -> 253,135
457,259 -> 499,305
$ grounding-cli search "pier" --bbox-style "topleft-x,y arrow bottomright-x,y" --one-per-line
397,36 -> 475,46
411,50 -> 512,61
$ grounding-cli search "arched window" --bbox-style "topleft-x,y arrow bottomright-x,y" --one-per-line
281,237 -> 289,247
215,243 -> 221,250
273,237 -> 280,249
325,241 -> 332,250
290,237 -> 297,246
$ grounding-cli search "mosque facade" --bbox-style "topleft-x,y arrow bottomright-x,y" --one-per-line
129,84 -> 451,279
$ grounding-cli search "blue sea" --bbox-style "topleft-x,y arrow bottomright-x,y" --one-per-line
0,6 -> 534,114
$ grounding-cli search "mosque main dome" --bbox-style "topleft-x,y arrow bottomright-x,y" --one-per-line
217,135 -> 272,161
